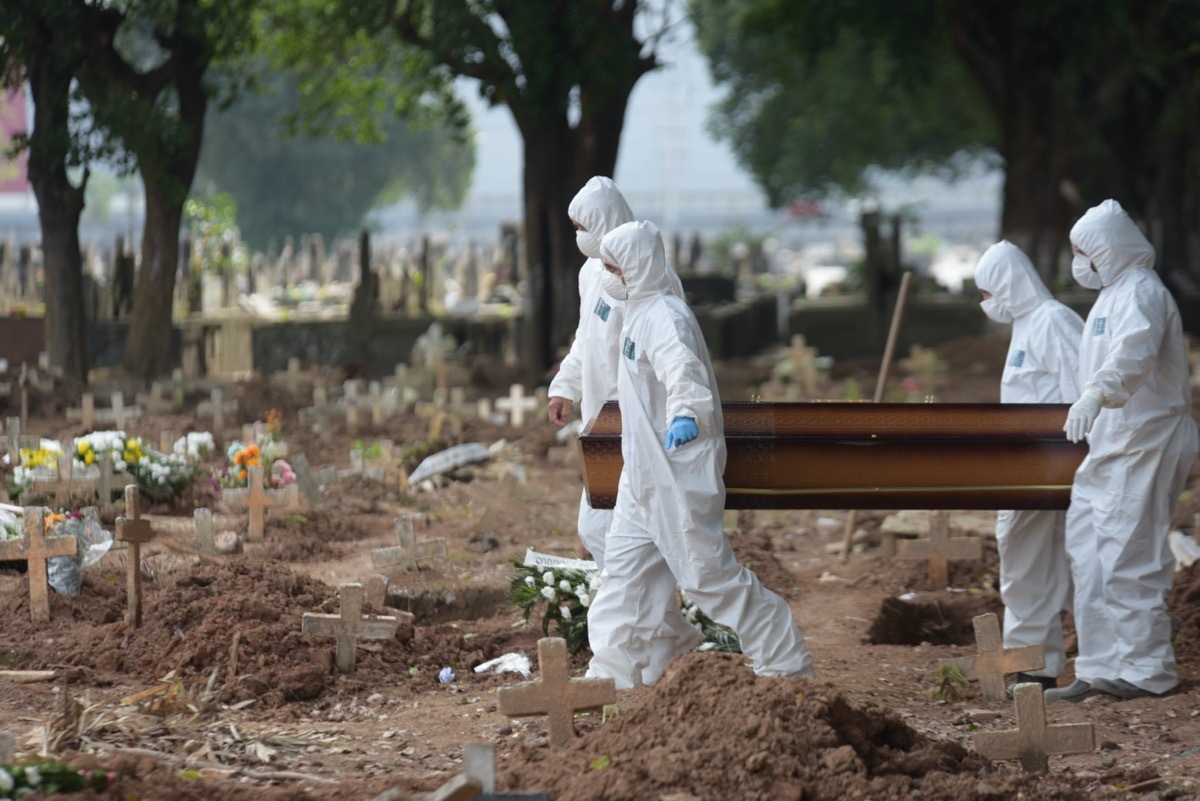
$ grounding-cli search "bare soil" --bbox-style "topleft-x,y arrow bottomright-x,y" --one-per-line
1,332 -> 1198,800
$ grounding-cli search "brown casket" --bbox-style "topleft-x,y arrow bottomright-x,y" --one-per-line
579,402 -> 1087,510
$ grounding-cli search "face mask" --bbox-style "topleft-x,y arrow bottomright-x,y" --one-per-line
576,230 -> 601,259
1072,252 -> 1103,289
980,297 -> 1013,324
601,269 -> 627,301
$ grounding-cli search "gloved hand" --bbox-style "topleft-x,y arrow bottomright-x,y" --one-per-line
665,417 -> 698,449
1064,387 -> 1103,443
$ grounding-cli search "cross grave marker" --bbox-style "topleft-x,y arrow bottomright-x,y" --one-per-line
197,388 -> 239,434
896,510 -> 982,587
299,385 -> 339,444
495,384 -> 538,428
497,637 -> 616,748
115,485 -> 157,629
0,507 -> 77,623
467,472 -> 522,536
301,583 -> 400,673
371,515 -> 447,572
948,613 -> 1046,702
974,683 -> 1096,773
222,464 -> 296,542
67,391 -> 142,430
0,730 -> 13,764
19,449 -> 98,508
290,453 -> 337,506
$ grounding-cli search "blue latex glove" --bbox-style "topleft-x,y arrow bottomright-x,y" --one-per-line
664,416 -> 698,449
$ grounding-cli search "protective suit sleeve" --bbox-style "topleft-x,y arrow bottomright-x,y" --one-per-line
1085,287 -> 1166,407
1044,307 -> 1084,403
643,310 -> 717,434
547,266 -> 590,403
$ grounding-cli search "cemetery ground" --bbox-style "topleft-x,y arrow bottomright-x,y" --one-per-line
2,333 -> 1200,800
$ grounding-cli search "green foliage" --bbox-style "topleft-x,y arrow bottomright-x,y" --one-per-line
196,63 -> 473,250
0,758 -> 113,796
928,662 -> 970,702
185,192 -> 245,274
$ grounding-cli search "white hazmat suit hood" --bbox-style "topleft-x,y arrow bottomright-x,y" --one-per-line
973,241 -> 1084,679
1063,198 -> 1198,695
586,221 -> 815,689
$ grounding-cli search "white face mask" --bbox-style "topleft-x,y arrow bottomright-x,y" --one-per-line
1072,252 -> 1103,289
600,269 -> 627,301
980,297 -> 1013,324
576,230 -> 601,259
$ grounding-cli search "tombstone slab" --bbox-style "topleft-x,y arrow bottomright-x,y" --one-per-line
497,637 -> 616,747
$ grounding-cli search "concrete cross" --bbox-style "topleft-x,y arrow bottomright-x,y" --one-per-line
135,381 -> 173,414
222,464 -> 282,542
170,368 -> 188,409
5,416 -> 38,463
299,385 -> 339,444
371,515 -> 447,571
467,472 -> 522,536
343,380 -> 373,436
290,453 -> 336,506
116,485 -> 157,629
498,637 -> 616,748
415,402 -> 463,442
96,450 -> 136,507
20,449 -> 97,508
0,730 -> 13,764
948,613 -> 1046,702
896,510 -> 982,587
789,335 -> 822,397
66,392 -> 142,430
368,380 -> 387,426
0,506 -> 77,623
301,583 -> 400,673
197,388 -> 239,434
495,384 -> 538,428
974,683 -> 1096,773
143,507 -> 224,556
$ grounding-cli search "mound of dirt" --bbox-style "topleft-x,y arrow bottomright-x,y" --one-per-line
498,652 -> 1089,801
1169,560 -> 1200,662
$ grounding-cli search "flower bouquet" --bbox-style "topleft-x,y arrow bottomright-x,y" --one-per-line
73,431 -> 207,503
213,439 -> 295,491
5,439 -> 63,499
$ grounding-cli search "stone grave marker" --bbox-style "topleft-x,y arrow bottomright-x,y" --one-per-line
364,574 -> 389,609
197,388 -> 239,434
291,453 -> 337,506
896,510 -> 982,587
135,381 -> 174,414
5,416 -> 40,463
144,508 -> 232,556
371,515 -> 447,572
115,485 -> 157,629
948,613 -> 1045,702
467,472 -> 522,536
459,742 -> 548,801
416,401 -> 463,442
66,391 -> 142,431
789,334 -> 823,397
0,730 -> 13,764
299,385 -> 339,444
343,380 -> 372,436
498,637 -> 616,748
974,683 -> 1096,773
95,451 -> 136,507
222,464 -> 297,542
19,450 -> 98,508
170,368 -> 188,408
495,384 -> 538,428
301,583 -> 400,673
0,506 -> 77,623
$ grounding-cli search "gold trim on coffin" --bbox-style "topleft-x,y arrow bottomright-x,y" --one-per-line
578,401 -> 1088,511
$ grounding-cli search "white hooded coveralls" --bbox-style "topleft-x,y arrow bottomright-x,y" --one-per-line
975,240 -> 1084,678
585,221 -> 815,689
1066,199 -> 1198,694
549,177 -> 636,570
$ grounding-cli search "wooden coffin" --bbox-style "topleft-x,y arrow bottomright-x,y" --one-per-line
579,402 -> 1088,510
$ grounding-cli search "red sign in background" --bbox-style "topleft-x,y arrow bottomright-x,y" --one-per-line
0,86 -> 29,194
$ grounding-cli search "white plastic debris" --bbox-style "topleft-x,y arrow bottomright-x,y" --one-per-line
898,592 -> 919,602
1169,530 -> 1200,569
474,652 -> 532,678
408,442 -> 491,484
555,419 -> 585,443
522,548 -> 598,572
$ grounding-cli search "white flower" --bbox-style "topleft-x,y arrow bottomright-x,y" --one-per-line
540,586 -> 556,601
685,607 -> 698,623
0,769 -> 13,792
24,766 -> 40,786
589,573 -> 602,591
542,571 -> 555,586
560,606 -> 572,620
574,583 -> 588,599
524,575 -> 535,587
579,593 -> 591,608
559,579 -> 572,593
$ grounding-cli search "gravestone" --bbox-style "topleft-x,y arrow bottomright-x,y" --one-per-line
197,388 -> 239,434
948,613 -> 1046,702
66,392 -> 142,431
299,386 -> 339,444
497,637 -> 616,747
0,507 -> 77,623
301,583 -> 400,673
291,453 -> 337,506
896,510 -> 982,587
467,472 -> 522,536
115,485 -> 157,629
20,450 -> 98,508
495,384 -> 537,428
371,515 -> 447,572
222,464 -> 297,542
95,451 -> 136,507
0,730 -> 13,764
974,683 -> 1095,773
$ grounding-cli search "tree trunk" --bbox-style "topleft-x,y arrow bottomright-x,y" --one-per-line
25,50 -> 88,385
121,179 -> 185,378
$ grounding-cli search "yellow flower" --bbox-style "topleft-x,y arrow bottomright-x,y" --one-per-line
84,451 -> 95,466
77,441 -> 91,455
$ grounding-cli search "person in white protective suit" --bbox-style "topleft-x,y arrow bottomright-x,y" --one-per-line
585,220 -> 816,689
547,178 -> 701,685
1045,199 -> 1199,703
974,240 -> 1084,691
